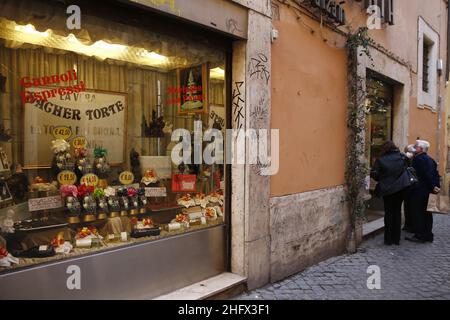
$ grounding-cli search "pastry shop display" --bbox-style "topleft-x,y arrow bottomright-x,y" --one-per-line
130,217 -> 160,238
78,184 -> 97,222
74,147 -> 93,180
166,221 -> 189,232
213,206 -> 224,217
61,185 -> 81,224
74,226 -> 103,248
75,226 -> 100,239
137,188 -> 148,214
93,147 -> 110,179
0,120 -> 228,273
183,206 -> 203,220
93,188 -> 108,220
1,209 -> 15,233
13,216 -> 68,232
51,139 -> 74,174
177,193 -> 196,208
73,237 -> 102,248
204,207 -> 218,221
105,187 -> 121,218
0,246 -> 19,268
140,169 -> 159,187
51,232 -> 73,254
173,213 -> 189,224
30,177 -> 58,193
11,245 -> 56,258
189,216 -> 207,227
105,232 -> 129,243
194,192 -> 209,208
117,187 -> 130,217
127,187 -> 139,215
206,190 -> 224,205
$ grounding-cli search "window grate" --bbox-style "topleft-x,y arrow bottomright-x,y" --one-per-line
423,41 -> 431,93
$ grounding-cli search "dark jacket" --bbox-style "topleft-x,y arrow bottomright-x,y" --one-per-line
371,150 -> 408,197
410,152 -> 440,196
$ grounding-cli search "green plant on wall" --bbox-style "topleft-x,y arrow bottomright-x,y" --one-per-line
345,27 -> 375,227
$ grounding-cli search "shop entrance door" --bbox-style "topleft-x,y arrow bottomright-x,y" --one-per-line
365,76 -> 394,222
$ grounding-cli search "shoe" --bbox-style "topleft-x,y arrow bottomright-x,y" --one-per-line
405,236 -> 426,243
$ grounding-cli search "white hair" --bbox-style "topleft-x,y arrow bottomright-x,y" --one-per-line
416,140 -> 430,152
406,144 -> 416,153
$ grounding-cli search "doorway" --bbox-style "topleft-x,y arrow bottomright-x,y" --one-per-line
365,76 -> 395,222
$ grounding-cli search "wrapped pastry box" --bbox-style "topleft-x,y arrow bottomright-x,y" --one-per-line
131,227 -> 161,238
182,206 -> 203,220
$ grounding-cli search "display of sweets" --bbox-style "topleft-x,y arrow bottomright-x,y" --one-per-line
60,185 -> 81,224
93,188 -> 108,220
51,139 -> 74,173
30,176 -> 58,193
78,184 -> 96,222
137,188 -> 148,214
127,187 -> 139,215
140,169 -> 159,187
73,226 -> 103,248
204,207 -> 218,221
117,187 -> 130,216
105,187 -> 121,218
74,147 -> 93,179
105,232 -> 129,243
93,147 -> 110,179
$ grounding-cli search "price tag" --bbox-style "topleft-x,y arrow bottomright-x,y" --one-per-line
28,195 -> 64,212
80,173 -> 99,187
145,187 -> 167,197
52,126 -> 72,140
119,171 -> 134,185
57,170 -> 77,185
72,136 -> 87,148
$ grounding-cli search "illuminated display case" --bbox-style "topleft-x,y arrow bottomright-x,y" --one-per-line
0,0 -> 230,299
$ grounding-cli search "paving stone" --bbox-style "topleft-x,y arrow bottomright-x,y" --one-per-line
234,214 -> 450,300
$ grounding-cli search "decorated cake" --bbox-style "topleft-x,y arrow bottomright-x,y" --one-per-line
177,193 -> 196,208
140,169 -> 159,187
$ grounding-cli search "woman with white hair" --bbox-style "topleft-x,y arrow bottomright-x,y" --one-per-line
406,140 -> 440,243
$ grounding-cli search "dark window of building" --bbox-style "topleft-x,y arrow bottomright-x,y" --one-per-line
423,40 -> 431,93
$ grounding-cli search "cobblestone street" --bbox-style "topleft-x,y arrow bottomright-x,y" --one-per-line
236,214 -> 450,300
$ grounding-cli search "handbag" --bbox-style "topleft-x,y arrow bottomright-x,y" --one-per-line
405,167 -> 419,185
427,194 -> 450,214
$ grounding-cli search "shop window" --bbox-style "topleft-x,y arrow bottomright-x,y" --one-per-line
418,17 -> 439,109
0,0 -> 228,272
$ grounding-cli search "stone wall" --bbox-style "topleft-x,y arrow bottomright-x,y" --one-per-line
269,186 -> 350,282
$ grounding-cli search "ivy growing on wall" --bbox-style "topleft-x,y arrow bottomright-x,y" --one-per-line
345,27 -> 374,227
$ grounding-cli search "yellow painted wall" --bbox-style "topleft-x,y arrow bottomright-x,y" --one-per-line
270,1 -> 447,197
270,6 -> 348,196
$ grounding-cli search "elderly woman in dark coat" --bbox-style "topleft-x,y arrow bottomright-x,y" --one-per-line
371,141 -> 410,246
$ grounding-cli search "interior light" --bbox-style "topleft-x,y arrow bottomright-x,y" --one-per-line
210,67 -> 225,80
14,24 -> 49,37
91,40 -> 127,52
1,20 -> 172,69
145,51 -> 169,63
